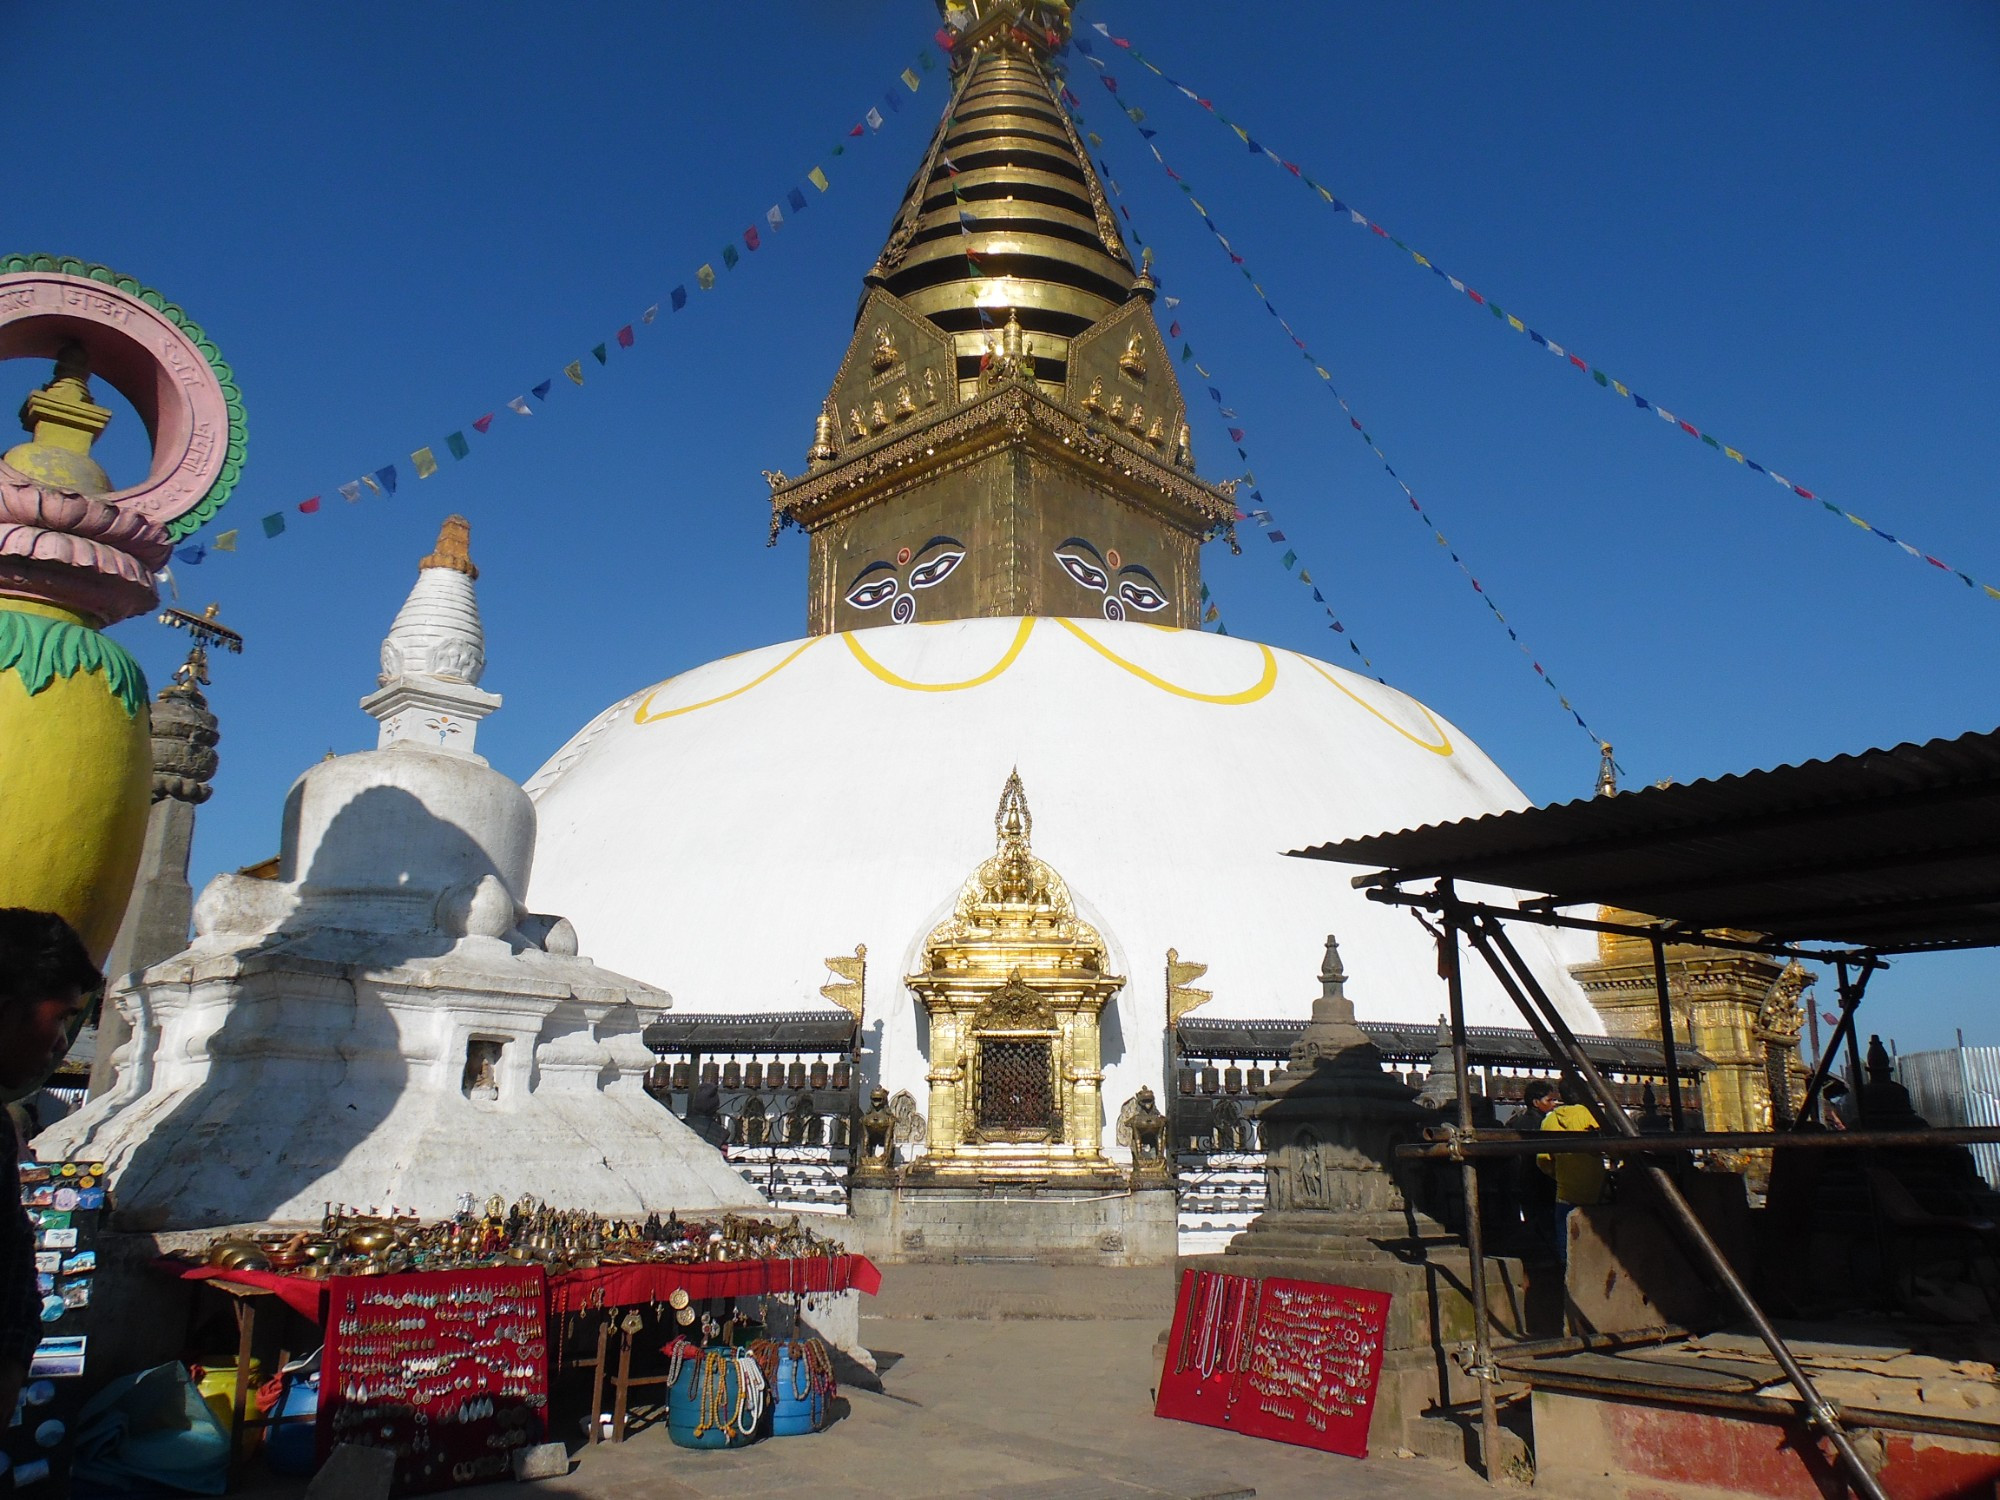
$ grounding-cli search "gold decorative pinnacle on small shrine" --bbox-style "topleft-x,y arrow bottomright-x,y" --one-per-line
904,770 -> 1125,1179
419,515 -> 479,578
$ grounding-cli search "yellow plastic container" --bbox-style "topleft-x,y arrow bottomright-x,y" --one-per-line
194,1358 -> 263,1450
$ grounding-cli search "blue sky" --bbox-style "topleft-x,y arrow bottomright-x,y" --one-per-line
11,3 -> 1997,1050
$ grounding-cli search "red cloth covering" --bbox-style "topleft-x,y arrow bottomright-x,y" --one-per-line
166,1263 -> 331,1322
164,1254 -> 881,1322
547,1255 -> 882,1316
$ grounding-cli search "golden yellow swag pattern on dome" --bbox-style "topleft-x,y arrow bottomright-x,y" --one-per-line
628,618 -> 1452,753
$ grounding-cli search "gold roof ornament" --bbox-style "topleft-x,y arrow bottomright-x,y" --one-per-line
5,341 -> 115,495
1596,741 -> 1618,798
419,515 -> 478,579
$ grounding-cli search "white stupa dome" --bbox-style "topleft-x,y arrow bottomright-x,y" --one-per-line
524,616 -> 1595,1126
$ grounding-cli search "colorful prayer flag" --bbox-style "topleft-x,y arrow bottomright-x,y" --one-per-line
564,361 -> 584,385
374,466 -> 398,494
809,167 -> 829,192
698,264 -> 716,289
298,496 -> 321,514
592,343 -> 608,364
788,187 -> 807,211
532,380 -> 553,400
446,432 -> 470,460
766,206 -> 783,231
866,107 -> 884,131
339,482 -> 362,503
472,413 -> 495,434
616,325 -> 634,349
361,475 -> 382,496
507,397 -> 532,416
214,530 -> 237,551
413,448 -> 438,479
176,545 -> 206,565
901,67 -> 920,91
642,305 -> 659,323
744,227 -> 760,252
672,286 -> 688,310
1267,530 -> 1286,542
722,244 -> 740,269
261,513 -> 285,538
1281,550 -> 1297,569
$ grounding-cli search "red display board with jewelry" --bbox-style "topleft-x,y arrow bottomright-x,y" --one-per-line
1154,1270 -> 1390,1459
317,1266 -> 547,1493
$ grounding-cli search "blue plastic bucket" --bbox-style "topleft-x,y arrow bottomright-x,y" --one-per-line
260,1374 -> 320,1476
768,1345 -> 832,1436
666,1355 -> 759,1449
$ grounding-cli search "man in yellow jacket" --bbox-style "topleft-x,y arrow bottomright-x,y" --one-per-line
1535,1081 -> 1607,1265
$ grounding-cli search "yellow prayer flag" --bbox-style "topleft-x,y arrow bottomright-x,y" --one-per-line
1848,514 -> 1872,529
214,530 -> 237,551
564,361 -> 584,386
1317,185 -> 1333,202
1723,446 -> 1745,462
1507,315 -> 1525,332
1315,367 -> 1330,380
1986,585 -> 2000,601
1231,124 -> 1249,142
901,67 -> 920,91
1189,197 -> 1206,215
1613,381 -> 1630,398
697,264 -> 717,289
412,447 -> 438,479
808,167 -> 829,192
1412,252 -> 1430,266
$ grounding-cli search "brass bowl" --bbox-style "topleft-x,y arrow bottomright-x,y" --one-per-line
343,1225 -> 398,1255
206,1238 -> 272,1273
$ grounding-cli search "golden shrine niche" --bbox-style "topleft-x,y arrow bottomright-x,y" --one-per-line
905,771 -> 1125,1181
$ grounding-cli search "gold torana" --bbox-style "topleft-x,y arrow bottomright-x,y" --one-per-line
768,0 -> 1236,635
905,769 -> 1125,1180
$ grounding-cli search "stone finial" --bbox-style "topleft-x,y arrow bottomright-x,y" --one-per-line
6,341 -> 115,496
1317,934 -> 1355,1027
1289,932 -> 1368,1066
150,649 -> 221,804
360,517 -> 501,754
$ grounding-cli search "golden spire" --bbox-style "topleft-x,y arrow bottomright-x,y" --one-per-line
5,341 -> 115,495
419,515 -> 478,579
1595,742 -> 1618,798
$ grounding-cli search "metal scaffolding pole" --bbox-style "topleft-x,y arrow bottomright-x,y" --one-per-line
1466,913 -> 1892,1500
1437,886 -> 1502,1482
1648,934 -> 1687,1130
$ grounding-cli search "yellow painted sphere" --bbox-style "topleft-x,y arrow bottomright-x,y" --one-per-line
0,606 -> 151,965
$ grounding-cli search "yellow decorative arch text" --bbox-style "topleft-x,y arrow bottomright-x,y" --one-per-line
1296,654 -> 1453,755
1053,617 -> 1277,705
843,617 -> 1035,692
634,638 -> 820,724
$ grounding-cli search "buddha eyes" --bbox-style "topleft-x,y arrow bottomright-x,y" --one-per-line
845,577 -> 899,610
1117,579 -> 1167,613
1056,552 -> 1110,592
907,550 -> 964,589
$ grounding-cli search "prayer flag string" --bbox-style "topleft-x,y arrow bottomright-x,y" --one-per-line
1067,70 -> 1613,755
170,43 -> 944,566
1068,126 -> 1381,670
1074,27 -> 2000,608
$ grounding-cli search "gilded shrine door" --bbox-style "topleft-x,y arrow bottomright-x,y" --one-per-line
978,1038 -> 1055,1137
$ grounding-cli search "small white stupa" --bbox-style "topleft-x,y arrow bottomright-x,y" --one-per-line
43,517 -> 763,1229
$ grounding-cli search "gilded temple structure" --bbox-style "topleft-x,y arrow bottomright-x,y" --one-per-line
904,771 -> 1123,1181
766,3 -> 1235,635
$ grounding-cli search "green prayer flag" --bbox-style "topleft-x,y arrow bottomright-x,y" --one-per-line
722,244 -> 740,269
261,512 -> 285,538
592,344 -> 608,365
1282,550 -> 1298,569
1180,343 -> 1193,361
446,431 -> 469,460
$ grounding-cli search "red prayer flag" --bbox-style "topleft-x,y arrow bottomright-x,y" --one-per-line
1794,486 -> 1816,500
1227,427 -> 1246,442
1678,420 -> 1699,436
744,227 -> 760,251
298,496 -> 321,514
1169,321 -> 1181,336
849,123 -> 864,137
616,325 -> 634,348
472,413 -> 495,434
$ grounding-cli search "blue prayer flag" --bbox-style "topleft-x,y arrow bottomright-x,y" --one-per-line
671,286 -> 688,311
532,380 -> 553,401
373,465 -> 398,494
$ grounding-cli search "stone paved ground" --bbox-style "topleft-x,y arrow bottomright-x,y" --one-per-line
253,1265 -> 1501,1499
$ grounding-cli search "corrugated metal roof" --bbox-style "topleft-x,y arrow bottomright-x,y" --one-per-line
1291,726 -> 2000,953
